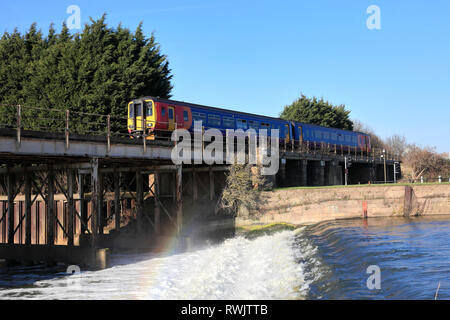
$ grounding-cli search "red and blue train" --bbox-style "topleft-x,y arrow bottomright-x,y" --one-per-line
127,96 -> 371,153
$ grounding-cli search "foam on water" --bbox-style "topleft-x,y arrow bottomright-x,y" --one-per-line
0,230 -> 318,300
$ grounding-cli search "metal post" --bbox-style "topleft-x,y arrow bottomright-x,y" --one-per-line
393,162 -> 397,184
143,117 -> 147,153
176,166 -> 183,234
25,170 -> 31,245
67,169 -> 74,246
383,149 -> 387,183
7,173 -> 15,244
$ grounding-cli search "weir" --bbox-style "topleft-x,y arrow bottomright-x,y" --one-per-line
0,107 -> 399,269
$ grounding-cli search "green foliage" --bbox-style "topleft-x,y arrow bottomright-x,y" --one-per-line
0,14 -> 173,134
280,94 -> 353,130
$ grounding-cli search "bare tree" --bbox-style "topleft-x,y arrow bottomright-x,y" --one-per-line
385,134 -> 408,159
402,144 -> 450,180
217,163 -> 267,216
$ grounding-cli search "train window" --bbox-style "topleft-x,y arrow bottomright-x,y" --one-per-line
168,108 -> 174,119
260,123 -> 271,129
208,114 -> 221,126
129,105 -> 134,118
223,117 -> 235,128
183,111 -> 189,122
146,102 -> 153,116
161,107 -> 166,117
134,103 -> 142,117
248,120 -> 259,129
236,119 -> 247,130
192,112 -> 206,123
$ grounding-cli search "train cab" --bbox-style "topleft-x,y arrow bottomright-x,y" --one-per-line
128,97 -> 192,138
128,98 -> 155,137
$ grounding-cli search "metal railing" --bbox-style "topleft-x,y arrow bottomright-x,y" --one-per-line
0,104 -> 401,162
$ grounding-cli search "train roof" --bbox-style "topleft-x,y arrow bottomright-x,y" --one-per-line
132,96 -> 368,136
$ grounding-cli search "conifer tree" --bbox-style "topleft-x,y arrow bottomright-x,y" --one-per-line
280,94 -> 354,130
0,14 -> 173,134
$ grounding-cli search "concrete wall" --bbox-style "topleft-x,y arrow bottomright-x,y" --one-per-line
236,184 -> 450,227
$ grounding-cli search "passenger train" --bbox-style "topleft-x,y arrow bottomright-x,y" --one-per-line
127,96 -> 371,153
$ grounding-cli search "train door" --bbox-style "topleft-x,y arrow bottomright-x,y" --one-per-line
284,124 -> 290,143
134,102 -> 143,131
168,106 -> 175,131
298,125 -> 303,144
145,99 -> 155,128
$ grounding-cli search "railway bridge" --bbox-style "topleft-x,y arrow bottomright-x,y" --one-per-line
0,105 -> 399,268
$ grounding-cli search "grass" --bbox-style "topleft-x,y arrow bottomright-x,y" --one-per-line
273,182 -> 450,191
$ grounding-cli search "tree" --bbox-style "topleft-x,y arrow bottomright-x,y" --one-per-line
402,145 -> 450,181
384,135 -> 407,159
280,94 -> 353,130
0,15 -> 173,134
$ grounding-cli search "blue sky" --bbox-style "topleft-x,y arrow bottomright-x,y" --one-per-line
1,0 -> 449,152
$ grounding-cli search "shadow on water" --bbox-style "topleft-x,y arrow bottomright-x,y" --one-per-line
0,215 -> 238,291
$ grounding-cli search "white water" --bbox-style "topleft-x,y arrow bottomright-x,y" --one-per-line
0,230 -> 319,300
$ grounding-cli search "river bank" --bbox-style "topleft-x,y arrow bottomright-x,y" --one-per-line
236,184 -> 450,229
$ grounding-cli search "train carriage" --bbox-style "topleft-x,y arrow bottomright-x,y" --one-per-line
127,96 -> 371,153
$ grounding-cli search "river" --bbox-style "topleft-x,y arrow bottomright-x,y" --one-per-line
0,216 -> 449,300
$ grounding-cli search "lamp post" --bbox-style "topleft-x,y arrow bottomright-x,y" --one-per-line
383,149 -> 387,183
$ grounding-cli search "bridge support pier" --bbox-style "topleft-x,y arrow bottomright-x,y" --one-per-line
47,168 -> 55,246
78,173 -> 88,234
7,172 -> 15,244
176,165 -> 183,235
325,161 -> 342,186
300,160 -> 308,186
309,161 -> 325,186
90,159 -> 99,247
114,170 -> 120,232
153,171 -> 160,234
67,169 -> 75,246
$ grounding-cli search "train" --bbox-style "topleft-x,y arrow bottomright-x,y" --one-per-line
127,96 -> 371,152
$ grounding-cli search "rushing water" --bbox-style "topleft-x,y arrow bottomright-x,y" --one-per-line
0,216 -> 449,300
